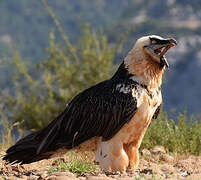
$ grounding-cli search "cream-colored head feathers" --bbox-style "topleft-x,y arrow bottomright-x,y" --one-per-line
124,35 -> 174,90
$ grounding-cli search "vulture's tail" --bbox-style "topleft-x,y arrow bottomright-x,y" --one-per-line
3,113 -> 70,164
3,131 -> 51,164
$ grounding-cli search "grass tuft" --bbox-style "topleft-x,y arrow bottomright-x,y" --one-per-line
48,151 -> 98,175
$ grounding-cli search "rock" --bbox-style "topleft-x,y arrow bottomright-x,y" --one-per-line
21,175 -> 29,180
87,176 -> 113,180
141,149 -> 151,156
8,176 -> 21,180
144,163 -> 163,175
40,173 -> 48,179
180,170 -> 190,177
159,154 -> 174,163
140,169 -> 153,175
159,164 -> 177,175
116,177 -> 133,180
47,175 -> 57,180
78,177 -> 86,180
48,172 -> 78,180
27,175 -> 40,180
51,171 -> 75,177
54,176 -> 78,180
151,146 -> 166,154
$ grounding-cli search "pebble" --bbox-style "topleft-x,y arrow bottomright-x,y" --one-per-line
27,175 -> 40,180
141,149 -> 151,156
151,146 -> 166,154
51,171 -> 75,177
87,176 -> 113,180
78,177 -> 86,180
159,164 -> 177,174
160,154 -> 174,163
8,176 -> 21,180
40,173 -> 48,179
54,176 -> 78,180
116,177 -> 133,180
47,175 -> 57,180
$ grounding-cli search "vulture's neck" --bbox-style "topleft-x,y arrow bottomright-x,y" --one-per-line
123,50 -> 165,91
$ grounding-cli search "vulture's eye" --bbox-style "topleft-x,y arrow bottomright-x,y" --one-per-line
151,39 -> 157,44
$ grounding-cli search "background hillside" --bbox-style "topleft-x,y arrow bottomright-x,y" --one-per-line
0,0 -> 201,116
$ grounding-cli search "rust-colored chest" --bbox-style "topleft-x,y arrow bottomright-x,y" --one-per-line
115,87 -> 162,147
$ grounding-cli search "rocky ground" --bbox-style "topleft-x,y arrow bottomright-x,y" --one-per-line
0,146 -> 201,180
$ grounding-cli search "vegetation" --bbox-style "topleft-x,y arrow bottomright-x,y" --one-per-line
48,151 -> 97,175
141,111 -> 201,155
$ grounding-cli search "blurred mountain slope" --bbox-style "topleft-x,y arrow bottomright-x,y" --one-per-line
0,0 -> 201,114
0,0 -> 129,62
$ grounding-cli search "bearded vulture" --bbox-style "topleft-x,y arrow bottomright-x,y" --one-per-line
3,35 -> 177,172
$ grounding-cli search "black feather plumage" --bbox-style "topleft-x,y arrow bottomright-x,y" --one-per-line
3,62 -> 152,164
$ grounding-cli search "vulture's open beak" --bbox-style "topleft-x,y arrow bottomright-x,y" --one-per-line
144,38 -> 177,68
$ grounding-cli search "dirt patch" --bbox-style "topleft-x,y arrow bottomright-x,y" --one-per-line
1,149 -> 201,180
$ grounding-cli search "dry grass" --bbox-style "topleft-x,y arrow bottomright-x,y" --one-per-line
48,151 -> 98,175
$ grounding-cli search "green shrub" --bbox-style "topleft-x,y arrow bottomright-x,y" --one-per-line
141,111 -> 201,155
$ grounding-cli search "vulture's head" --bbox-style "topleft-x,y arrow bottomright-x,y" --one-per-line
128,35 -> 177,68
124,35 -> 177,88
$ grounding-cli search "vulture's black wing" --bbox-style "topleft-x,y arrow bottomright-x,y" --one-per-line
4,79 -> 139,164
37,79 -> 138,153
